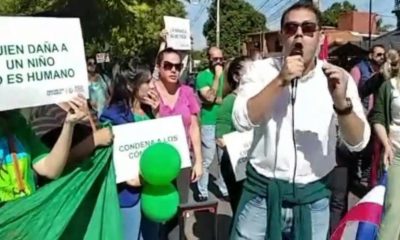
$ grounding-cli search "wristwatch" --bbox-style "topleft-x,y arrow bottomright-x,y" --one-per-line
333,98 -> 353,116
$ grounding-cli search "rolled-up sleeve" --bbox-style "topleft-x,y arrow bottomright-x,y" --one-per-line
232,60 -> 272,132
339,73 -> 371,152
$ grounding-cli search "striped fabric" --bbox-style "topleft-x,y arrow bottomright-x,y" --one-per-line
30,104 -> 68,138
331,172 -> 387,240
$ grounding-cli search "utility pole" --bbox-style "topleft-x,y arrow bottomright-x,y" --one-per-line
216,0 -> 220,47
368,0 -> 372,48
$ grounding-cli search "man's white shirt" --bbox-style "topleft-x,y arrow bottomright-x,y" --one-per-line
232,57 -> 371,184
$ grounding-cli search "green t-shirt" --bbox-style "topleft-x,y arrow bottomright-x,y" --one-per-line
195,68 -> 224,125
216,93 -> 236,138
0,111 -> 49,203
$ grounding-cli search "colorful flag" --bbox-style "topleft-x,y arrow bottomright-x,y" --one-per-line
330,172 -> 387,240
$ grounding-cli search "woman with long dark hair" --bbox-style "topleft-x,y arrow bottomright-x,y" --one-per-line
100,61 -> 159,240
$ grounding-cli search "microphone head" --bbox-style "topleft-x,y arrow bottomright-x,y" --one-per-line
290,42 -> 303,57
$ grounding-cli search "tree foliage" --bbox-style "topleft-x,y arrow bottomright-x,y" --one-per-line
321,1 -> 356,27
377,18 -> 394,33
0,0 -> 186,64
203,0 -> 266,58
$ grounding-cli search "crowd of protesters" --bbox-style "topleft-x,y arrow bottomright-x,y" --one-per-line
3,2 -> 400,240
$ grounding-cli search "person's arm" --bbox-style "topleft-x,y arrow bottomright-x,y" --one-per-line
68,127 -> 113,163
374,123 -> 390,148
33,98 -> 88,178
184,86 -> 202,181
197,66 -> 223,104
359,72 -> 384,99
350,66 -> 361,87
233,56 -> 303,132
324,64 -> 370,151
189,115 -> 202,182
370,81 -> 394,165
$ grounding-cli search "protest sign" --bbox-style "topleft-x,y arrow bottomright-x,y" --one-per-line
163,16 -> 191,50
223,130 -> 254,181
112,116 -> 191,183
0,17 -> 88,111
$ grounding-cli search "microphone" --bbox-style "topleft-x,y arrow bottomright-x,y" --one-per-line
289,42 -> 303,105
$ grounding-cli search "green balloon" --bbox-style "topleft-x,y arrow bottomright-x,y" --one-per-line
141,184 -> 179,223
140,143 -> 181,186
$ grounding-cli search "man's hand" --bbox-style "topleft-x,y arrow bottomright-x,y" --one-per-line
215,96 -> 223,104
278,55 -> 304,86
214,64 -> 223,77
323,63 -> 349,109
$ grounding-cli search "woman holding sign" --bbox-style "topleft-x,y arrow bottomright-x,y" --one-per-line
100,61 -> 160,240
0,96 -> 89,204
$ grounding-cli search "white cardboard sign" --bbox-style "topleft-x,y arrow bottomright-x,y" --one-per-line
0,17 -> 88,111
112,116 -> 192,183
163,16 -> 191,50
223,130 -> 254,181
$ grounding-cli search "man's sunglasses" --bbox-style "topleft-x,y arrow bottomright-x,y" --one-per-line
211,57 -> 224,62
376,53 -> 385,57
283,21 -> 318,36
87,61 -> 96,66
162,61 -> 183,71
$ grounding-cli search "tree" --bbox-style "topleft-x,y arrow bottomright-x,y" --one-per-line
377,18 -> 394,33
203,0 -> 266,58
321,1 -> 356,27
0,0 -> 186,64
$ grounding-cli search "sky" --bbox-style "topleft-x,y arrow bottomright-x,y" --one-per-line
183,0 -> 398,50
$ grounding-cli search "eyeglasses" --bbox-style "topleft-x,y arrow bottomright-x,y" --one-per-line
162,61 -> 183,71
211,57 -> 224,62
87,61 -> 96,66
391,62 -> 398,67
376,53 -> 385,57
282,21 -> 318,36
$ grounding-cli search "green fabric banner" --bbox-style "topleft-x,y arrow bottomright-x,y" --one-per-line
0,146 -> 123,240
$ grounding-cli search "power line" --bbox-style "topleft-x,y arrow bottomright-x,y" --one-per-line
267,0 -> 294,24
260,0 -> 280,16
256,0 -> 268,10
257,0 -> 270,12
192,0 -> 208,22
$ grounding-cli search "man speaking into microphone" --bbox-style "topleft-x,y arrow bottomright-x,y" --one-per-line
230,2 -> 370,240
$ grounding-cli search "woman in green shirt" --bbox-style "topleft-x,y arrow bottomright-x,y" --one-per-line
216,56 -> 251,213
0,97 -> 88,204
